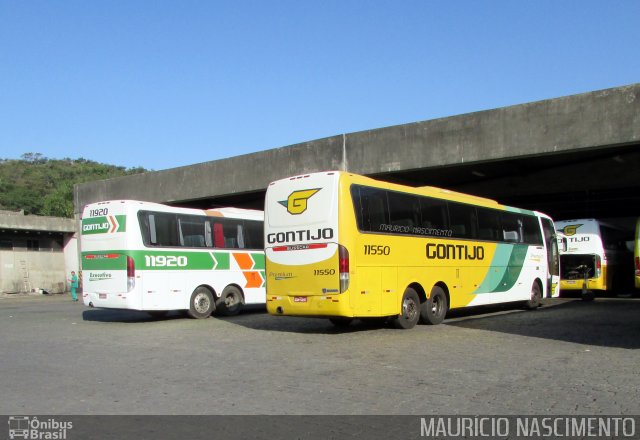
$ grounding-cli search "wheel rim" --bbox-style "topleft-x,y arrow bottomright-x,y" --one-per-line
403,296 -> 418,321
532,287 -> 540,302
434,297 -> 442,315
194,291 -> 210,314
225,292 -> 238,307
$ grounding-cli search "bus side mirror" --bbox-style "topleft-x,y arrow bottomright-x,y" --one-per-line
561,237 -> 568,252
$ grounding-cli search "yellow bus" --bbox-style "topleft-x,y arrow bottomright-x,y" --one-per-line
264,171 -> 560,329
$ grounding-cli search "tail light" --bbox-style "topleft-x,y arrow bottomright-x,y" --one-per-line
635,257 -> 640,276
127,256 -> 135,292
339,245 -> 349,293
594,255 -> 601,278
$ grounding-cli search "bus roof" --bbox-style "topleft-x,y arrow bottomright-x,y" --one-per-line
83,200 -> 263,220
272,171 -> 541,214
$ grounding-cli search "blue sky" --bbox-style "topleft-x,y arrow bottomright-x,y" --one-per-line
1,1 -> 639,171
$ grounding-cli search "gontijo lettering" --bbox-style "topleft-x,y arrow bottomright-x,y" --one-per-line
426,243 -> 485,260
267,228 -> 334,244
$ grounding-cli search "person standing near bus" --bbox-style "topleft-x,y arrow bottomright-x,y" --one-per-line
69,271 -> 79,301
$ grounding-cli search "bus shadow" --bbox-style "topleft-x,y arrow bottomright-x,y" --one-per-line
82,309 -> 185,323
219,312 -> 401,334
445,297 -> 640,349
81,304 -> 268,323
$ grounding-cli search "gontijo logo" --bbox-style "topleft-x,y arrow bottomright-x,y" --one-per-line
278,188 -> 320,215
561,224 -> 582,237
82,215 -> 126,235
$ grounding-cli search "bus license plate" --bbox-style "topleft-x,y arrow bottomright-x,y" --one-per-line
99,294 -> 107,299
293,296 -> 307,303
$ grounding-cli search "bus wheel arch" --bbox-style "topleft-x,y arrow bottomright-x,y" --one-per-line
188,285 -> 215,319
408,282 -> 427,304
420,283 -> 449,325
217,284 -> 245,316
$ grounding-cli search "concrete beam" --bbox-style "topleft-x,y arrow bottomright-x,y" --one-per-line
75,83 -> 640,213
0,211 -> 76,233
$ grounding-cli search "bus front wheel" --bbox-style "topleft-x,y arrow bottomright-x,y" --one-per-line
421,286 -> 448,325
524,282 -> 542,309
217,285 -> 244,316
188,286 -> 215,319
392,288 -> 420,329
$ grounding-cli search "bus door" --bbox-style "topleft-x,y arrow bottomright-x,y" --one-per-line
541,218 -> 560,297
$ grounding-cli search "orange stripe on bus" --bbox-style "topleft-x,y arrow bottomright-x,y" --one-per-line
243,271 -> 263,288
233,253 -> 254,270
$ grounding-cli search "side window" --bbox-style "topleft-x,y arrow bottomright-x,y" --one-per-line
388,191 -> 420,229
448,202 -> 477,239
178,215 -> 208,248
352,185 -> 389,233
244,220 -> 264,249
501,212 -> 521,243
212,218 -> 245,249
477,208 -> 501,241
139,211 -> 180,247
521,215 -> 543,245
419,197 -> 448,231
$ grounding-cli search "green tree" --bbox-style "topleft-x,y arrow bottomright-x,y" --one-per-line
0,153 -> 148,217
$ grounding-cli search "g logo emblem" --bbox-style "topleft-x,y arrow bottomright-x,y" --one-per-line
561,224 -> 582,236
278,189 -> 320,215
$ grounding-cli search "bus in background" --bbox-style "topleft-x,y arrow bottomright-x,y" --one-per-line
556,219 -> 633,298
81,200 -> 265,318
635,217 -> 640,289
264,171 -> 560,329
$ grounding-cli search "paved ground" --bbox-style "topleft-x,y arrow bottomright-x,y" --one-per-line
0,293 -> 639,415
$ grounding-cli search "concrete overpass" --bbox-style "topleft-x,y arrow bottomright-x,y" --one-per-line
75,83 -> 640,222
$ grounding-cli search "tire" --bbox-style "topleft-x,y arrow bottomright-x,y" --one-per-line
188,286 -> 215,319
582,290 -> 595,301
392,287 -> 421,329
329,317 -> 353,327
421,286 -> 448,325
524,282 -> 542,309
217,285 -> 244,316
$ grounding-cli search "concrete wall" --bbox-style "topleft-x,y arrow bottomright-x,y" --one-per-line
75,83 -> 640,213
0,212 -> 78,294
0,250 -> 67,294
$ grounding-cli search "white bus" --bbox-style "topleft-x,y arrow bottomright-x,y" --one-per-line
264,171 -> 560,329
81,200 -> 265,318
556,218 -> 632,297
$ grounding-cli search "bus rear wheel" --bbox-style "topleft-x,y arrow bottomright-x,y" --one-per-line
392,288 -> 420,329
217,285 -> 244,316
421,286 -> 448,325
188,286 -> 215,319
524,282 -> 542,309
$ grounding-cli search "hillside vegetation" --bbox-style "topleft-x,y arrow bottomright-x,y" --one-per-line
0,153 -> 147,218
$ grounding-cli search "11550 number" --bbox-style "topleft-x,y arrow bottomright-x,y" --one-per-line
364,245 -> 391,256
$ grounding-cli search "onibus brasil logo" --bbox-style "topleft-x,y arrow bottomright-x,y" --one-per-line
8,416 -> 73,439
278,188 -> 320,215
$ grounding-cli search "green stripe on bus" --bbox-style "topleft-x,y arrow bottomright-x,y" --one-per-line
251,253 -> 265,270
81,250 -> 256,271
491,245 -> 529,293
